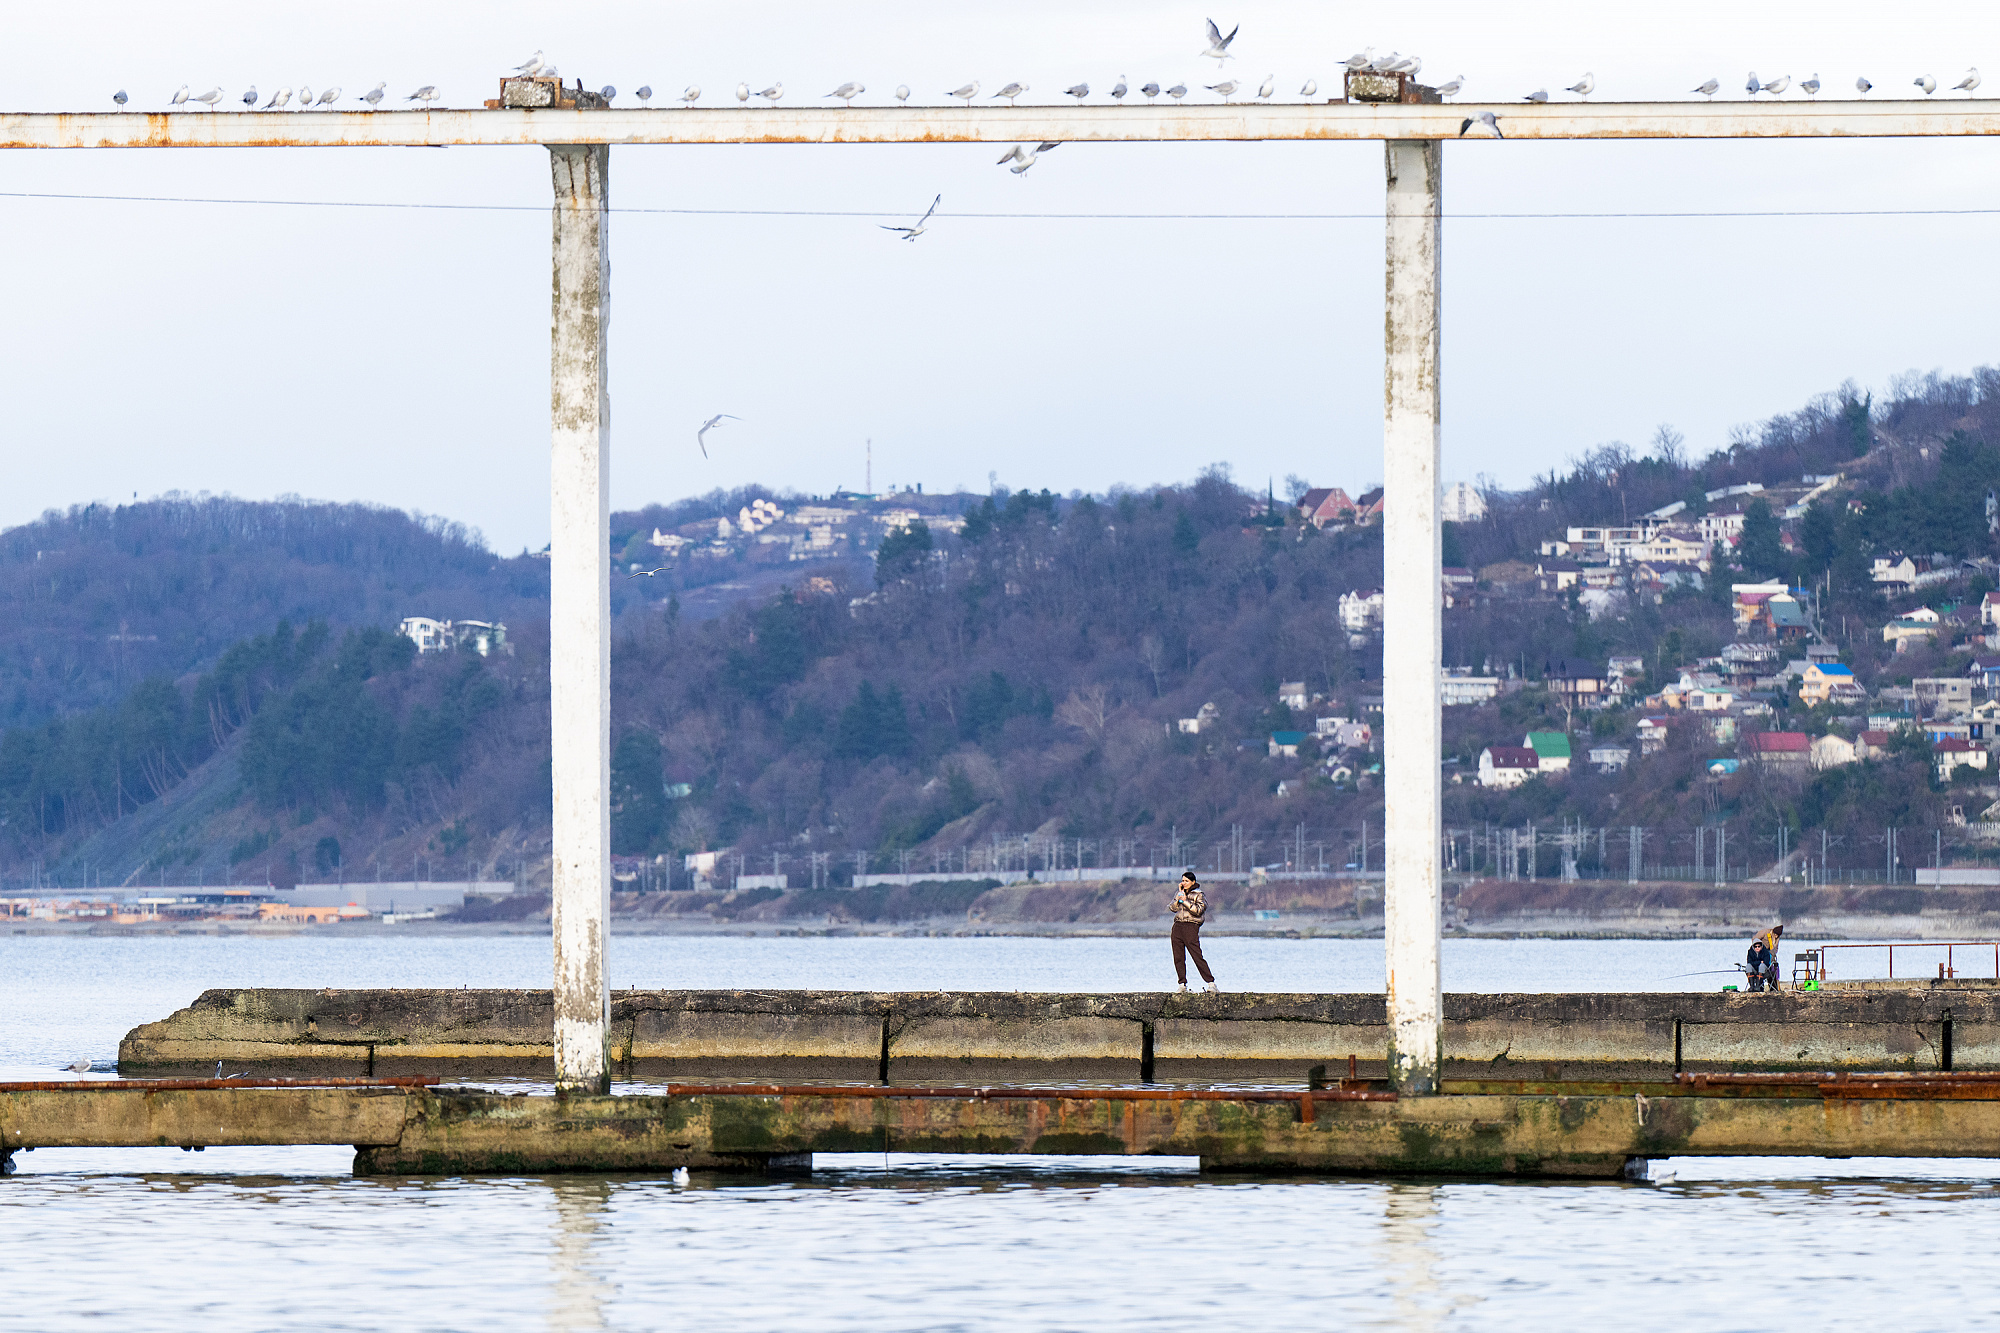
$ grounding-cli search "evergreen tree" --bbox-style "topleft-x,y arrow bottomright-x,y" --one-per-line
1737,499 -> 1785,579
609,729 -> 667,854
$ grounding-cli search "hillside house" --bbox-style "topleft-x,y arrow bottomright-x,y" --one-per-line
1731,581 -> 1788,632
1278,681 -> 1308,710
1338,588 -> 1384,634
1543,657 -> 1607,707
1636,716 -> 1670,754
1854,729 -> 1894,760
1914,677 -> 1974,718
1440,481 -> 1488,523
397,616 -> 508,657
398,616 -> 451,653
1971,700 -> 2000,742
1536,560 -> 1582,593
1799,662 -> 1857,706
1478,745 -> 1540,788
1524,731 -> 1572,773
1810,734 -> 1857,770
1608,654 -> 1646,679
1696,508 -> 1749,547
1768,595 -> 1812,640
1983,590 -> 2000,629
1589,745 -> 1631,773
1440,671 -> 1501,707
1969,657 -> 2000,692
1315,716 -> 1372,748
1269,731 -> 1307,758
1441,567 -> 1476,607
1748,731 -> 1812,770
1629,525 -> 1710,568
1926,718 -> 1973,743
1296,487 -> 1358,529
1935,738 -> 1989,781
1883,608 -> 1942,652
1177,702 -> 1221,735
1350,488 -> 1385,526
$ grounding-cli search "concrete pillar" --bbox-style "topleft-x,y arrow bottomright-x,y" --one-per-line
548,144 -> 612,1093
1381,139 -> 1442,1094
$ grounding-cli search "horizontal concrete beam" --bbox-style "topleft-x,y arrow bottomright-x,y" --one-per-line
6,101 -> 2000,151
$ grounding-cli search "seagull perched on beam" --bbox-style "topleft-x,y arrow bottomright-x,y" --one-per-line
636,86 -> 652,103
362,81 -> 387,108
112,89 -> 128,108
1201,18 -> 1239,62
170,84 -> 189,108
756,82 -> 783,103
1342,49 -> 1373,72
697,414 -> 739,458
993,82 -> 1026,105
406,85 -> 438,107
1801,74 -> 1820,98
1523,88 -> 1548,103
1141,81 -> 1161,99
1435,76 -> 1463,98
896,85 -> 911,102
880,193 -> 940,241
315,87 -> 341,106
1111,76 -> 1128,100
1300,78 -> 1318,98
513,51 -> 545,76
1459,111 -> 1502,138
191,86 -> 223,109
1692,78 -> 1719,97
1855,75 -> 1872,94
682,86 -> 701,105
1566,72 -> 1594,98
1915,74 -> 1938,95
1064,82 -> 1089,101
827,81 -> 864,105
1761,74 -> 1791,95
1166,83 -> 1187,100
1957,68 -> 1983,94
1744,71 -> 1760,96
241,86 -> 258,109
1256,74 -> 1274,99
266,87 -> 292,108
1208,80 -> 1240,100
948,80 -> 980,106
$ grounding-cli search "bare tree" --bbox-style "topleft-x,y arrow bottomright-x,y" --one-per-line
1055,684 -> 1110,737
1138,634 -> 1166,696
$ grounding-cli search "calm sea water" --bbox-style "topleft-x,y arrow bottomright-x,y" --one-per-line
5,933 -> 1998,1331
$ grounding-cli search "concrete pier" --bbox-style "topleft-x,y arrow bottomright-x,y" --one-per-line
120,989 -> 2000,1082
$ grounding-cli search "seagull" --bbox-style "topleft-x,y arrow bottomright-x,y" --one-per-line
1762,74 -> 1790,95
241,86 -> 259,109
1459,111 -> 1502,139
896,85 -> 911,103
1141,82 -> 1161,99
65,1058 -> 90,1072
1435,76 -> 1463,98
1301,78 -> 1319,97
112,89 -> 128,108
997,142 -> 1058,173
880,193 -> 940,241
1167,83 -> 1188,100
828,81 -> 865,105
672,1166 -> 691,1185
1064,82 -> 1089,101
1523,88 -> 1548,103
1745,71 -> 1760,96
697,414 -> 739,457
1916,74 -> 1937,95
170,84 -> 189,108
513,51 -> 545,76
192,87 -> 223,109
1207,80 -> 1240,100
993,82 -> 1026,105
1567,72 -> 1594,98
1692,78 -> 1719,97
683,86 -> 701,105
1256,74 -> 1274,99
949,81 -> 980,106
1112,75 -> 1128,100
1201,18 -> 1240,62
757,83 -> 783,103
1801,74 -> 1820,98
1957,68 -> 1982,94
1342,49 -> 1374,72
1855,76 -> 1872,94
736,82 -> 750,105
406,86 -> 438,107
267,87 -> 293,108
316,87 -> 340,106
1388,55 -> 1421,76
362,81 -> 387,108
627,566 -> 673,578
298,85 -> 313,108
542,65 -> 558,80
1369,52 -> 1401,72
636,86 -> 653,103
599,85 -> 617,101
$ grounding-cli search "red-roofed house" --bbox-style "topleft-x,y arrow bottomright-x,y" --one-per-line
1853,729 -> 1893,760
1478,745 -> 1541,788
1748,731 -> 1812,770
1296,488 -> 1358,529
1935,737 -> 1989,781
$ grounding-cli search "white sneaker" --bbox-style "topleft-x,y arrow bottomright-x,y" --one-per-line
1176,983 -> 1188,993
1203,982 -> 1219,993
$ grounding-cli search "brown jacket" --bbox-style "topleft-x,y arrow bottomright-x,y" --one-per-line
1172,884 -> 1207,924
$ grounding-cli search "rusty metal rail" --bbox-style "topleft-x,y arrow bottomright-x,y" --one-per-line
0,1077 -> 439,1092
657,1082 -> 1396,1103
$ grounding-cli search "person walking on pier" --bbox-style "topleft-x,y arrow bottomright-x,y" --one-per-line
1171,871 -> 1218,993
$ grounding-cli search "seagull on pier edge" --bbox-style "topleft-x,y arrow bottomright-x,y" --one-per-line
599,86 -> 617,102
949,80 -> 980,106
1300,78 -> 1318,98
736,82 -> 750,104
1166,83 -> 1188,100
1856,76 -> 1872,94
1257,74 -> 1274,99
1801,74 -> 1821,97
406,86 -> 438,107
1459,111 -> 1502,138
65,1058 -> 90,1072
1692,78 -> 1719,97
1208,80 -> 1240,100
828,81 -> 864,105
266,87 -> 292,108
880,193 -> 940,241
756,82 -> 783,103
112,89 -> 128,108
1915,74 -> 1937,95
1958,68 -> 1983,94
1342,49 -> 1373,72
1111,75 -> 1128,100
636,86 -> 652,103
191,86 -> 223,109
362,81 -> 387,108
241,86 -> 258,108
683,86 -> 701,105
993,82 -> 1026,105
1523,88 -> 1548,103
1201,18 -> 1240,62
896,85 -> 911,102
514,51 -> 545,76
1064,82 -> 1089,101
1567,72 -> 1594,98
1744,71 -> 1761,96
170,84 -> 189,108
316,87 -> 341,106
697,414 -> 739,457
1436,76 -> 1463,98
1761,74 -> 1791,95
298,85 -> 313,108
1141,82 -> 1161,99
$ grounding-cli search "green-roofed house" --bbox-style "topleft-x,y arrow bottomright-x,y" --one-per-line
1523,731 -> 1572,774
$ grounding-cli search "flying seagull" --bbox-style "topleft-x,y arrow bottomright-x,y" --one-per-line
1201,18 -> 1240,62
636,86 -> 653,103
1256,74 -> 1274,99
1435,76 -> 1463,98
1855,75 -> 1872,94
948,81 -> 980,106
112,89 -> 127,108
514,51 -> 545,76
997,142 -> 1058,174
697,414 -> 739,458
1567,72 -> 1594,98
1064,82 -> 1089,101
1207,80 -> 1240,100
1958,68 -> 1982,94
757,82 -> 783,103
406,85 -> 438,107
880,193 -> 940,241
683,86 -> 701,105
1111,75 -> 1128,100
1692,78 -> 1719,97
1459,111 -> 1502,138
993,82 -> 1026,104
241,86 -> 258,108
1166,83 -> 1188,100
1300,78 -> 1317,97
828,81 -> 865,105
895,85 -> 911,102
1762,74 -> 1790,95
362,81 -> 387,108
1915,74 -> 1937,95
1523,88 -> 1548,103
1141,82 -> 1161,99
626,566 -> 672,579
266,87 -> 293,108
1801,74 -> 1820,98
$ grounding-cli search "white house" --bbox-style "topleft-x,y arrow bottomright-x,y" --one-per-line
1278,681 -> 1309,709
1177,702 -> 1221,735
1810,734 -> 1858,770
1440,481 -> 1488,523
1338,589 -> 1384,633
397,616 -> 452,654
1478,745 -> 1541,788
1440,672 -> 1501,707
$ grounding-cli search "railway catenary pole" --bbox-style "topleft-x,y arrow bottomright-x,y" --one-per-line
547,144 -> 613,1093
1381,139 -> 1443,1094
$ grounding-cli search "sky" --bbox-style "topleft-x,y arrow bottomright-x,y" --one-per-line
5,1 -> 1999,554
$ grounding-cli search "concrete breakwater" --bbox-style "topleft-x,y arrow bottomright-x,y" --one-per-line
119,987 -> 2000,1082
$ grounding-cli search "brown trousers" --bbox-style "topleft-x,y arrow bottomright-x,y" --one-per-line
1171,921 -> 1214,984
